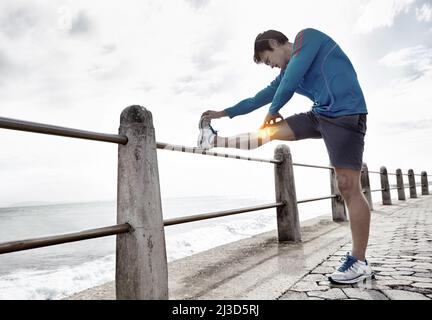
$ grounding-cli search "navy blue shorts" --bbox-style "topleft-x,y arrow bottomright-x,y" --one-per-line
285,111 -> 367,171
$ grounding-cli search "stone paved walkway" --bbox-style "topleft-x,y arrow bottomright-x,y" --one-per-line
279,196 -> 432,300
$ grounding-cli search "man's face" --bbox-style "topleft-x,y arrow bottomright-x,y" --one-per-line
259,40 -> 290,70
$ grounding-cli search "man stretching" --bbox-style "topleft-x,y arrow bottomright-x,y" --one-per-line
197,28 -> 372,285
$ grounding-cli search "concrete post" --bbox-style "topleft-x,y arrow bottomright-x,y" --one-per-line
116,105 -> 168,300
408,169 -> 417,199
329,168 -> 348,222
274,145 -> 301,243
396,169 -> 406,201
361,163 -> 373,211
380,166 -> 392,205
421,171 -> 430,196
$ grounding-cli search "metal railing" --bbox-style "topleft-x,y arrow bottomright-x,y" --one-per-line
1,105 -> 431,300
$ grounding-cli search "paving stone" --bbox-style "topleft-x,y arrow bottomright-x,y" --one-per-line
414,263 -> 432,270
374,274 -> 394,280
401,255 -> 432,261
378,271 -> 414,276
382,262 -> 418,267
279,291 -> 309,300
382,290 -> 430,300
380,258 -> 413,263
328,256 -> 343,261
353,282 -> 391,290
291,281 -> 328,292
411,283 -> 432,289
385,263 -> 418,268
376,279 -> 413,287
321,261 -> 342,267
311,266 -> 335,274
395,267 -> 429,273
307,289 -> 347,300
317,281 -> 330,287
392,275 -> 432,283
413,272 -> 432,278
302,274 -> 328,282
342,288 -> 388,300
371,267 -> 396,272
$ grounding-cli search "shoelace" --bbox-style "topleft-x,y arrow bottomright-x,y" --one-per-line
337,254 -> 357,272
208,124 -> 218,135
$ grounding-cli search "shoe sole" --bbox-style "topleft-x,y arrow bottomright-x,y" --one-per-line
197,130 -> 204,148
199,117 -> 208,129
328,273 -> 375,285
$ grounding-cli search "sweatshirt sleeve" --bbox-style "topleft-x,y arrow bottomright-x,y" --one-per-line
268,28 -> 323,115
223,73 -> 283,119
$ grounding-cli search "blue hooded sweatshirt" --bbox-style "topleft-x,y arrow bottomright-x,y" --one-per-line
224,28 -> 368,119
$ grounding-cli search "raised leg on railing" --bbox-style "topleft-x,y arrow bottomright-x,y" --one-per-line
408,169 -> 418,199
117,105 -> 168,300
396,169 -> 406,201
380,166 -> 392,205
421,171 -> 430,196
329,168 -> 348,222
361,163 -> 373,211
274,145 -> 301,243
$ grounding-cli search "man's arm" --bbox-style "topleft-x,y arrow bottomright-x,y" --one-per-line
223,73 -> 283,119
268,28 -> 324,115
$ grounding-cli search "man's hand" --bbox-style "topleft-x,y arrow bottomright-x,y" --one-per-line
201,110 -> 226,122
260,112 -> 284,129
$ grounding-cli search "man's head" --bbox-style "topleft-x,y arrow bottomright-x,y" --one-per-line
254,30 -> 292,70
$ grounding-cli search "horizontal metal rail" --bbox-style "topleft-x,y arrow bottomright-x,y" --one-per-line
164,202 -> 285,226
369,171 -> 397,176
368,171 -> 382,175
156,142 -> 282,164
0,117 -> 128,145
297,195 -> 337,204
370,188 -> 385,193
165,194 -> 339,227
292,163 -> 334,170
388,187 -> 400,191
0,224 -> 131,255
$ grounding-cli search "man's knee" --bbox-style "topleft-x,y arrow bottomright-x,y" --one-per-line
335,169 -> 361,196
269,121 -> 296,141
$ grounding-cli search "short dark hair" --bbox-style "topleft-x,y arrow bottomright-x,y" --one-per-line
253,30 -> 289,64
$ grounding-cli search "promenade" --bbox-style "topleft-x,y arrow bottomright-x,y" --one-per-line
67,195 -> 432,300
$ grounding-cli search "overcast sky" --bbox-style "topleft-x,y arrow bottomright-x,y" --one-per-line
1,0 -> 432,207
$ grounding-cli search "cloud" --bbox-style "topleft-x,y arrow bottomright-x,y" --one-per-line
379,45 -> 432,78
354,0 -> 415,34
185,0 -> 211,10
416,3 -> 432,22
0,5 -> 38,38
384,118 -> 432,132
100,44 -> 116,55
57,6 -> 92,35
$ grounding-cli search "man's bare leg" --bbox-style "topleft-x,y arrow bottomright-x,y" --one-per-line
213,120 -> 296,150
335,168 -> 371,261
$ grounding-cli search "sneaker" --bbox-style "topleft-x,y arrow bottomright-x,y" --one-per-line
197,117 -> 217,150
328,253 -> 375,284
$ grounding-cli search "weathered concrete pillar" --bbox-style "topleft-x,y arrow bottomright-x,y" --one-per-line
274,145 -> 301,243
329,168 -> 348,222
116,105 -> 168,300
421,171 -> 430,196
361,163 -> 373,211
396,169 -> 406,201
408,169 -> 418,199
380,166 -> 392,205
